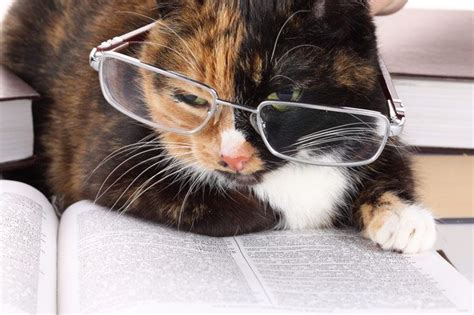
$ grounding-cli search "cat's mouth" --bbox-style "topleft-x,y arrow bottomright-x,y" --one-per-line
217,171 -> 262,186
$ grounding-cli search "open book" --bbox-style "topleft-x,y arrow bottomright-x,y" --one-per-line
1,180 -> 472,313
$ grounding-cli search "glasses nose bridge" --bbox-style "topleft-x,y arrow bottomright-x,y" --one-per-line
214,99 -> 261,134
215,99 -> 258,114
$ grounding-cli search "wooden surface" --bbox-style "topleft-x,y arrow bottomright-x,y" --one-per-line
413,154 -> 474,218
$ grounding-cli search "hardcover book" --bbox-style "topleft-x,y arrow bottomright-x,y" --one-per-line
0,65 -> 39,170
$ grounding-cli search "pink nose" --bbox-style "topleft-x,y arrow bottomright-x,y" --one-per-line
220,154 -> 250,172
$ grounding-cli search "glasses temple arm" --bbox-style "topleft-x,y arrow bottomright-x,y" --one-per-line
378,56 -> 405,118
89,22 -> 156,70
378,56 -> 405,136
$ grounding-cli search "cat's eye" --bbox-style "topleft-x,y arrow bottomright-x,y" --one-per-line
174,93 -> 209,107
267,87 -> 302,112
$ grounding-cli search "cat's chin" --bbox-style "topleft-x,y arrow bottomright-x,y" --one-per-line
217,171 -> 261,186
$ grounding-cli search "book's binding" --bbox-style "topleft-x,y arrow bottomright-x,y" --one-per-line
0,156 -> 36,172
436,218 -> 474,224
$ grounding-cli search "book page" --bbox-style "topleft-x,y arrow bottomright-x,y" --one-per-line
233,230 -> 473,312
394,77 -> 474,149
58,201 -> 472,313
0,180 -> 58,314
58,201 -> 268,313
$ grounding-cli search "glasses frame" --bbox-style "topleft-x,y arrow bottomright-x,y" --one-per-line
89,22 -> 405,167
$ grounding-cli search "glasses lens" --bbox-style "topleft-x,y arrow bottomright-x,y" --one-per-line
100,55 -> 214,132
259,103 -> 389,165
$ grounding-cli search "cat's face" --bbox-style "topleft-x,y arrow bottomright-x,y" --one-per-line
138,0 -> 384,186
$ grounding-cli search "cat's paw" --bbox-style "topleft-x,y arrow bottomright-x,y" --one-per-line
363,204 -> 436,254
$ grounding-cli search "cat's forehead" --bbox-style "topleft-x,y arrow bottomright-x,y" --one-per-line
141,0 -> 374,100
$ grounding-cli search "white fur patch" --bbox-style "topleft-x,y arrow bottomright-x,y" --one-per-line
364,204 -> 436,254
252,162 -> 349,229
220,129 -> 246,157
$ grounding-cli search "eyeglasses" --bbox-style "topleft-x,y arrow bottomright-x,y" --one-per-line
89,22 -> 405,167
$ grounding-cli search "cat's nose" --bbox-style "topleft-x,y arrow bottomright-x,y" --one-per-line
219,154 -> 250,172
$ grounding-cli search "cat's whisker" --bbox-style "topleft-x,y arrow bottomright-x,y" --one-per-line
115,10 -> 159,23
298,127 -> 373,140
269,74 -> 299,86
87,142 -> 163,189
297,124 -> 376,140
132,41 -> 198,72
177,168 -> 202,230
109,152 -> 194,211
97,142 -> 163,160
296,122 -> 379,143
296,131 -> 377,148
85,134 -> 157,182
158,141 -> 192,145
296,136 -> 382,151
115,7 -> 201,68
295,127 -> 380,146
279,130 -> 385,158
270,10 -> 311,63
93,147 -> 168,205
296,129 -> 367,144
157,145 -> 193,150
173,164 -> 221,229
121,155 -> 195,205
97,151 -> 182,206
117,159 -> 196,215
296,134 -> 369,149
103,156 -> 169,216
151,19 -> 201,66
162,163 -> 202,197
95,155 -> 165,210
275,44 -> 322,67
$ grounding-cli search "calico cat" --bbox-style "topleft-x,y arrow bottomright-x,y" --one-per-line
2,0 -> 436,253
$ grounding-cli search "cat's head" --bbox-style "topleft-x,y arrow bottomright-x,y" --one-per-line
137,0 -> 385,186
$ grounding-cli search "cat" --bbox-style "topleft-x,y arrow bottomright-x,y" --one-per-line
2,0 -> 436,253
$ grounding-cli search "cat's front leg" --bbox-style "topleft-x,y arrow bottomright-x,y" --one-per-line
358,192 -> 436,254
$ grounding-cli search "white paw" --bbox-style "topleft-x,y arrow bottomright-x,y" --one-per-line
364,204 -> 436,254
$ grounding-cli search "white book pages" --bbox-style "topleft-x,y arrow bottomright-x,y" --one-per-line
395,77 -> 474,149
0,180 -> 58,314
58,201 -> 472,313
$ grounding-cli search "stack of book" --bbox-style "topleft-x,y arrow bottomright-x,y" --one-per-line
0,65 -> 39,172
376,9 -> 473,219
376,9 -> 473,151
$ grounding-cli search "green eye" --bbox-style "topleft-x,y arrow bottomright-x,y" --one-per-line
271,103 -> 290,112
175,93 -> 209,107
267,87 -> 302,111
